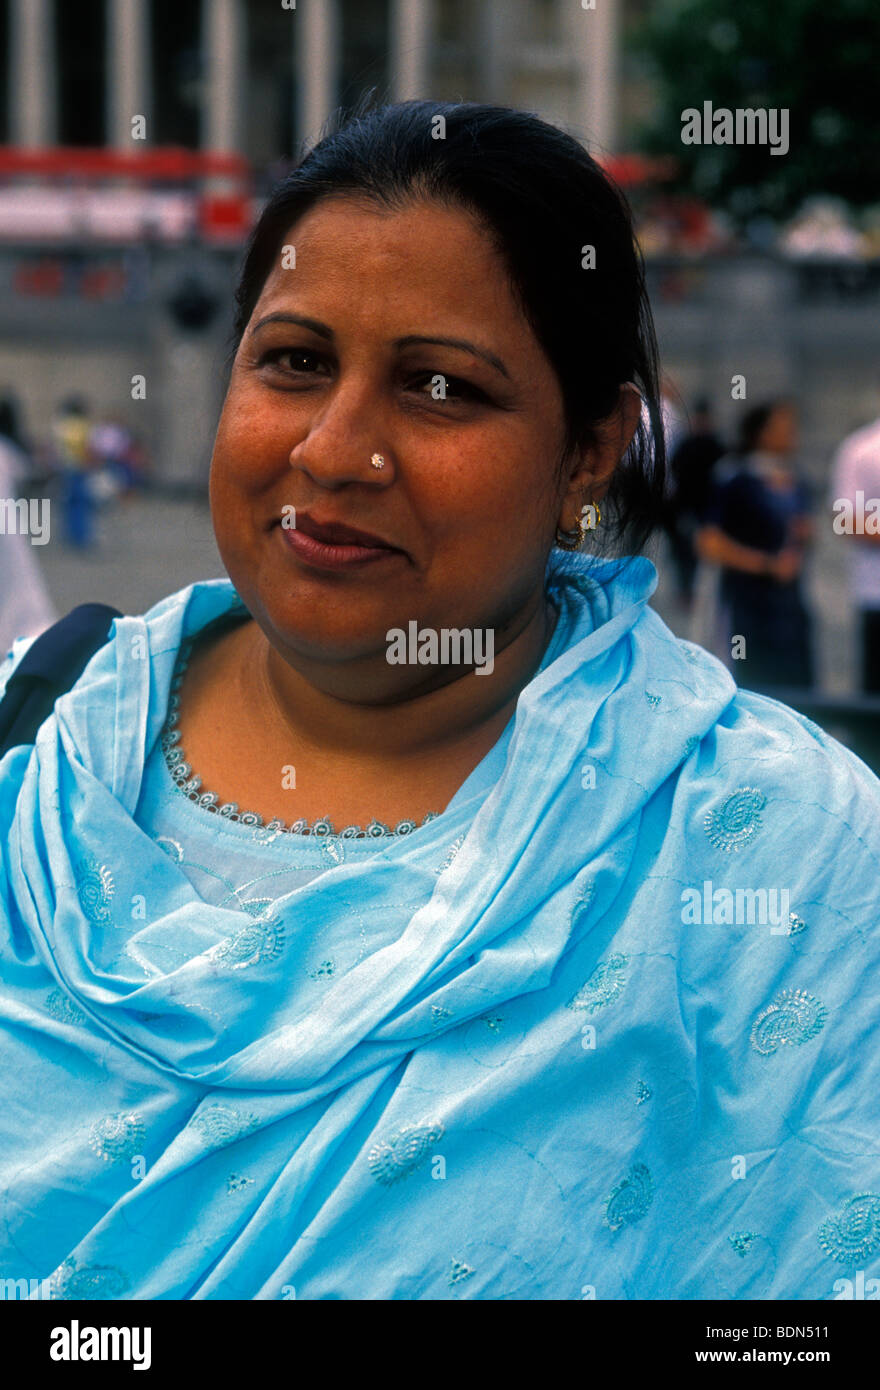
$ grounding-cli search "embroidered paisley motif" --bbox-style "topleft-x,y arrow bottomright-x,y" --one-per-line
567,953 -> 628,1014
211,904 -> 285,970
368,1121 -> 445,1186
45,988 -> 87,1027
818,1193 -> 880,1263
74,855 -> 115,924
89,1111 -> 145,1164
49,1258 -> 130,1300
190,1104 -> 260,1148
704,787 -> 767,851
749,988 -> 827,1056
604,1162 -> 654,1232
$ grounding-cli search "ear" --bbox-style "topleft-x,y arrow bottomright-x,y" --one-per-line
556,383 -> 643,532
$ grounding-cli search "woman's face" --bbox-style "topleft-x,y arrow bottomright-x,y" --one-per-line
210,196 -> 609,685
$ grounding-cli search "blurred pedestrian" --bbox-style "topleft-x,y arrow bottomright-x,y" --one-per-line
90,415 -> 147,498
830,404 -> 880,693
0,392 -> 56,653
51,397 -> 97,549
664,396 -> 725,605
697,400 -> 814,689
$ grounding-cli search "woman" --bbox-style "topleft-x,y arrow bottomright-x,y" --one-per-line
697,401 -> 815,689
0,392 -> 56,654
1,102 -> 878,1301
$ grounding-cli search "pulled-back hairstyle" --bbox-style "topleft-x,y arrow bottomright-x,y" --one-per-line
232,99 -> 666,554
737,400 -> 794,455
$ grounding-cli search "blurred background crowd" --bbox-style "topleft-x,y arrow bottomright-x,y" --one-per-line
1,0 -> 878,763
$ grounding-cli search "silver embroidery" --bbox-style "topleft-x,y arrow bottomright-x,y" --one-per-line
603,1162 -> 654,1231
818,1193 -> 880,1263
448,1259 -> 475,1287
211,902 -> 285,971
704,787 -> 767,851
89,1111 -> 145,1165
368,1121 -> 445,1186
749,988 -> 827,1056
74,855 -> 115,924
46,988 -> 87,1026
49,1257 -> 130,1300
190,1104 -> 260,1148
308,959 -> 336,980
567,954 -> 628,1014
435,834 -> 466,875
227,1173 -> 255,1194
160,619 -> 438,839
729,1231 -> 759,1257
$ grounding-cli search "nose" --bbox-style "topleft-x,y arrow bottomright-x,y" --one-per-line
288,378 -> 395,489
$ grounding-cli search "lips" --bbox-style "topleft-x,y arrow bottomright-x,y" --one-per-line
292,513 -> 399,551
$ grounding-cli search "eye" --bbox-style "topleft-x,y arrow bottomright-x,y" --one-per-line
407,372 -> 487,403
259,348 -> 328,375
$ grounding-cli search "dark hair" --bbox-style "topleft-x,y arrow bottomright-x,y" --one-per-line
232,100 -> 666,554
0,393 -> 23,446
737,399 -> 793,454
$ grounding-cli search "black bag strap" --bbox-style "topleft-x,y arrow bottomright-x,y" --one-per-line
0,603 -> 122,757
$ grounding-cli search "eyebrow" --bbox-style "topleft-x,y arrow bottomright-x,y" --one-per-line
250,314 -> 510,380
251,312 -> 333,340
394,335 -> 511,380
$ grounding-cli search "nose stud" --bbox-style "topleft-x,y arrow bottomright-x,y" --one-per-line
370,453 -> 385,470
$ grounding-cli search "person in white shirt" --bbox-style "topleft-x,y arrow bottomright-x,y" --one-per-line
0,395 -> 56,656
830,411 -> 880,693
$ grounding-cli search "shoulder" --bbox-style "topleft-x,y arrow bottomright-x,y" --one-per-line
833,417 -> 880,469
696,684 -> 880,855
709,458 -> 752,495
0,634 -> 39,701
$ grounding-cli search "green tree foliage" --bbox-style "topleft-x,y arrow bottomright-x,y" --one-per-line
634,0 -> 880,220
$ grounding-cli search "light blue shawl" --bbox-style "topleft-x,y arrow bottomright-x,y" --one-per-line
2,550 -> 879,1300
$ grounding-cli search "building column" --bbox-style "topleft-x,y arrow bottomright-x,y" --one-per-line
202,0 -> 244,151
107,0 -> 152,148
296,0 -> 340,151
477,0 -> 507,105
9,0 -> 57,145
568,0 -> 621,154
390,0 -> 432,102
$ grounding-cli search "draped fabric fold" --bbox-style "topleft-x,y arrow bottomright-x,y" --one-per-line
2,550 -> 879,1300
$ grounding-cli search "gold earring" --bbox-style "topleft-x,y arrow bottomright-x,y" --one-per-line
555,502 -> 601,550
370,453 -> 385,470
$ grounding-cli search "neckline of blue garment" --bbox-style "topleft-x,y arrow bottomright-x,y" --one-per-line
159,612 -> 442,842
